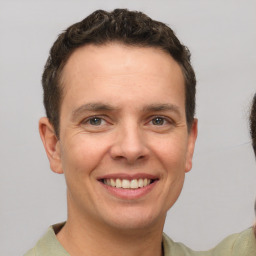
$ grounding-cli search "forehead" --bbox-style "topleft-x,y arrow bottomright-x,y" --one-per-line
62,43 -> 184,86
60,43 -> 185,110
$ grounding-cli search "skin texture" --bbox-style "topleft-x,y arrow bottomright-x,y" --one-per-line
39,43 -> 198,256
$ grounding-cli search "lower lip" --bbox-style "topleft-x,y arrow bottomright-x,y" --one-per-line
100,181 -> 158,200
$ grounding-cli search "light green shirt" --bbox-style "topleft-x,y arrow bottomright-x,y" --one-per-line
24,223 -> 256,256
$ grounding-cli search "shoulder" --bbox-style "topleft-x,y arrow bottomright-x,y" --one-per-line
24,248 -> 35,256
162,233 -> 211,256
163,228 -> 256,256
24,223 -> 69,256
210,228 -> 256,256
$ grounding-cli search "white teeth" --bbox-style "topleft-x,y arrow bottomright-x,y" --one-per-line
110,179 -> 115,187
103,178 -> 152,189
138,178 -> 144,188
130,179 -> 138,189
122,179 -> 130,188
116,179 -> 122,188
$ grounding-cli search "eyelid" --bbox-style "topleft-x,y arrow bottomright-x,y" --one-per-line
80,115 -> 108,125
147,115 -> 175,125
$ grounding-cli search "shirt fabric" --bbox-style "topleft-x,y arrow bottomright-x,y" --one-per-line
24,223 -> 256,256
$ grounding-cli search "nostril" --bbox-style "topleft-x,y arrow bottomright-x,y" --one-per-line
113,155 -> 126,160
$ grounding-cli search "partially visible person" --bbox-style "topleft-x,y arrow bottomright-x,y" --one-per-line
250,95 -> 256,158
250,94 -> 256,237
205,95 -> 256,255
207,95 -> 256,255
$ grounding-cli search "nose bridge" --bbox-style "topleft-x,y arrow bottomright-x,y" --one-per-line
110,119 -> 148,163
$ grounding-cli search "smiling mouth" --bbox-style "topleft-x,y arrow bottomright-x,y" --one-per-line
101,178 -> 155,189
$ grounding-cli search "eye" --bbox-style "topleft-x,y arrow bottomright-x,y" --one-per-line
146,116 -> 176,132
88,117 -> 103,126
81,116 -> 108,127
79,116 -> 111,132
151,117 -> 166,126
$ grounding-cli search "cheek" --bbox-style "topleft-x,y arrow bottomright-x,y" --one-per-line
151,135 -> 188,169
60,135 -> 109,176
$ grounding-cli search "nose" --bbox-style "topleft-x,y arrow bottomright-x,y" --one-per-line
110,123 -> 149,164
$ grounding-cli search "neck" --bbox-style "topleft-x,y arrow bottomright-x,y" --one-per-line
57,210 -> 165,256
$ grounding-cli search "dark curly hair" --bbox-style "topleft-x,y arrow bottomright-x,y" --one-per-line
42,9 -> 196,137
250,94 -> 256,158
250,94 -> 256,237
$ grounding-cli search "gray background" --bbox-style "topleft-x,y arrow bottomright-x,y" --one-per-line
1,0 -> 256,255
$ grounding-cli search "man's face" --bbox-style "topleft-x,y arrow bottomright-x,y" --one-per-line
44,43 -> 197,231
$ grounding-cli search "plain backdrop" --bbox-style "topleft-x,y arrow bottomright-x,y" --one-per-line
0,0 -> 256,255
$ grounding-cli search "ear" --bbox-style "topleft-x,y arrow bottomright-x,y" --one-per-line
185,119 -> 198,173
39,117 -> 63,174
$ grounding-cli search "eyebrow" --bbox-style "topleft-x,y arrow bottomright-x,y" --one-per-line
142,103 -> 181,116
71,103 -> 118,120
71,102 -> 181,121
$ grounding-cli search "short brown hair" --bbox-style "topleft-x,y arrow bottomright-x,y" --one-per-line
42,9 -> 196,137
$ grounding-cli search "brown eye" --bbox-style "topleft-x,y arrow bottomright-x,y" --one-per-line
152,117 -> 165,125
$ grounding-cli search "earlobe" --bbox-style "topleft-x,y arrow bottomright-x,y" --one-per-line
39,117 -> 63,174
185,119 -> 198,173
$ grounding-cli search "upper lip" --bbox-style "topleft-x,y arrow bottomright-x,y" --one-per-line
97,173 -> 159,181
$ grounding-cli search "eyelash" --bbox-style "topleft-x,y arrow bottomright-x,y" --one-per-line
81,116 -> 108,126
150,116 -> 167,126
80,115 -> 175,129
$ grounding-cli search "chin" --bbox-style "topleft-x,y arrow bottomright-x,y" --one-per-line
104,208 -> 165,231
108,219 -> 158,232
